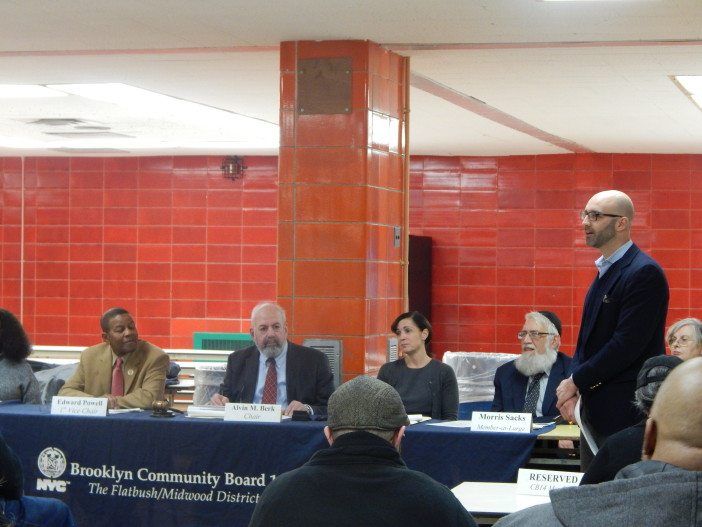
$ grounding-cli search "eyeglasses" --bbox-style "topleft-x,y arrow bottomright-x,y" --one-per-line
580,210 -> 623,222
668,335 -> 694,347
517,330 -> 553,341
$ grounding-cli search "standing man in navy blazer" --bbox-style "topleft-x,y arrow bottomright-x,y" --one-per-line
492,311 -> 571,421
211,302 -> 334,416
556,190 -> 669,467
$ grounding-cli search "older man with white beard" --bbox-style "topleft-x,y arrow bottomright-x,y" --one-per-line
211,302 -> 334,416
491,311 -> 572,421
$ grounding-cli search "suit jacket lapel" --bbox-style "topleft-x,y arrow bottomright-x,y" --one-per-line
581,244 -> 639,348
512,369 -> 528,411
122,344 -> 145,394
285,342 -> 297,402
542,355 -> 563,415
243,350 -> 260,402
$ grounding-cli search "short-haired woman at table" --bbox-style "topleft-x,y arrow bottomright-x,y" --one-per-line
0,309 -> 41,404
377,311 -> 458,420
666,317 -> 702,361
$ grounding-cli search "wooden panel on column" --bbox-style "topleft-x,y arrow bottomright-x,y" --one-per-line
278,40 -> 408,381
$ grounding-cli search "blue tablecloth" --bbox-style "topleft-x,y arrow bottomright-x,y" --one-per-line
0,405 -> 545,527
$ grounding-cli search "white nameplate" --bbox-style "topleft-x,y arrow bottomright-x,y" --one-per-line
471,411 -> 532,433
223,403 -> 281,423
516,468 -> 583,496
51,396 -> 108,416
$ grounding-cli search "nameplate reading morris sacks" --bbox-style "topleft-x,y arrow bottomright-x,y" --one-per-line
223,403 -> 281,423
471,411 -> 532,433
51,396 -> 108,416
516,468 -> 583,496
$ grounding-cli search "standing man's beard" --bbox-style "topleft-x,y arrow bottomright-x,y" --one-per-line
258,342 -> 284,359
515,347 -> 558,377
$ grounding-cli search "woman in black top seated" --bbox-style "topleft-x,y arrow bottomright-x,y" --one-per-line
377,311 -> 458,420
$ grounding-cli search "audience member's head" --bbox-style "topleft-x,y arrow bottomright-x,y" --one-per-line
643,357 -> 702,471
0,309 -> 32,363
515,311 -> 560,377
666,317 -> 702,361
325,376 -> 410,447
391,311 -> 433,357
249,302 -> 287,359
100,307 -> 138,357
634,355 -> 682,416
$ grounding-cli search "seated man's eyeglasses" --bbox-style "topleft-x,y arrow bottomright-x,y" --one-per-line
517,330 -> 552,341
580,210 -> 623,222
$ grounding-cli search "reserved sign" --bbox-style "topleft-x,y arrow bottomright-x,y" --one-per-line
223,403 -> 281,423
471,411 -> 532,433
517,468 -> 583,496
51,396 -> 108,416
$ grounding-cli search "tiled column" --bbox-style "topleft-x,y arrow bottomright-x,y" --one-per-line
278,41 -> 408,381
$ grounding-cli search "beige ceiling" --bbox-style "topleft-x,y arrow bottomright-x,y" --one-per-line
0,0 -> 701,156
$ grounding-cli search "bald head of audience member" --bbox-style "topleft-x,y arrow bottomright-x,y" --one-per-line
643,357 -> 702,471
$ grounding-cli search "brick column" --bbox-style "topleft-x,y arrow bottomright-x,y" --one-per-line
278,40 -> 409,381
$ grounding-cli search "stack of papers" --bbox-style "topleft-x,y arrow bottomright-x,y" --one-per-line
407,414 -> 432,424
186,405 -> 225,419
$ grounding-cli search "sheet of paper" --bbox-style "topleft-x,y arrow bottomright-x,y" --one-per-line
425,420 -> 472,428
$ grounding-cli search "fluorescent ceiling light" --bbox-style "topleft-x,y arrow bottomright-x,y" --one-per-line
673,75 -> 702,112
0,85 -> 67,99
676,75 -> 702,96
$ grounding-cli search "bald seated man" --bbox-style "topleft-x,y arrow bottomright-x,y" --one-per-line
211,302 -> 334,416
497,357 -> 702,526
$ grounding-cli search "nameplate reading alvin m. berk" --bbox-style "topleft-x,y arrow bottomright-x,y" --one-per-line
51,396 -> 108,416
223,403 -> 282,423
516,468 -> 583,496
471,411 -> 532,433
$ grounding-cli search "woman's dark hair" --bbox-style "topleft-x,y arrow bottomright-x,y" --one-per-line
0,309 -> 32,363
391,311 -> 433,356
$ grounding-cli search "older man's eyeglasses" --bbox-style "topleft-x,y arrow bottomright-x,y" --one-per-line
517,330 -> 552,341
668,335 -> 693,347
580,210 -> 622,222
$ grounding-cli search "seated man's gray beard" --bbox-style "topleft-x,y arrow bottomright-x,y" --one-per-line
258,343 -> 283,359
514,346 -> 558,377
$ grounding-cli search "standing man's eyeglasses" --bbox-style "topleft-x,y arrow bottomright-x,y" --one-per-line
580,210 -> 623,222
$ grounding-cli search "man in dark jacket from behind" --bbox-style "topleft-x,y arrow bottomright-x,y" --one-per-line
248,375 -> 476,527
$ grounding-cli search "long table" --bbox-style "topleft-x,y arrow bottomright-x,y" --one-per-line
0,405 -> 546,527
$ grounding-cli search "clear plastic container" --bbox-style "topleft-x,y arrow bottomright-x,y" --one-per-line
443,351 -> 516,403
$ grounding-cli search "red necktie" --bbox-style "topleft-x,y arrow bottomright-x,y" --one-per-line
262,358 -> 277,404
111,357 -> 125,397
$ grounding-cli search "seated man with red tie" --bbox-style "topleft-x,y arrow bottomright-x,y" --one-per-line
59,307 -> 169,409
491,311 -> 571,421
211,302 -> 334,416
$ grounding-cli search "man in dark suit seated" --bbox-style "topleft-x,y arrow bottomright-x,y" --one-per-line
491,311 -> 571,421
211,302 -> 334,416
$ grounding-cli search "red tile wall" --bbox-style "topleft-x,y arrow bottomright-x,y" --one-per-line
0,156 -> 278,348
410,153 -> 702,358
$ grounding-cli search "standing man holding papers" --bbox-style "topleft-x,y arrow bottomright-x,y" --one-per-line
211,302 -> 334,416
556,190 -> 669,467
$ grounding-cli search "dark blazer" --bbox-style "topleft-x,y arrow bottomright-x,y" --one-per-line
580,420 -> 646,485
219,342 -> 334,415
572,243 -> 668,437
491,352 -> 571,420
